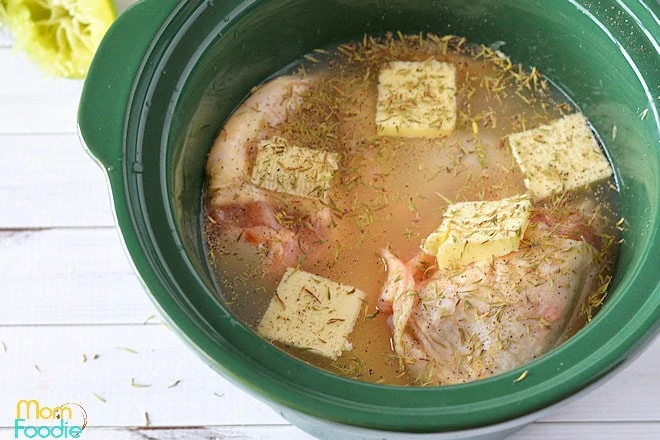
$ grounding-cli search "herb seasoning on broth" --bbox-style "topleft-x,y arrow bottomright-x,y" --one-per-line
203,33 -> 621,386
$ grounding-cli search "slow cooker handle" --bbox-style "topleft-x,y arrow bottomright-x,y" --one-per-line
78,0 -> 180,169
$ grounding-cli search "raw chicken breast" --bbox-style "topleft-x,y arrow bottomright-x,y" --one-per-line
378,210 -> 601,385
205,76 -> 333,275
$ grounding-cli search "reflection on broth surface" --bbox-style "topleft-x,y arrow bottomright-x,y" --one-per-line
203,33 -> 620,386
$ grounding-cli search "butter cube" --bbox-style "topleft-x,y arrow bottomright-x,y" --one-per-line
422,195 -> 532,269
507,113 -> 613,200
250,137 -> 340,200
257,268 -> 366,359
376,60 -> 456,137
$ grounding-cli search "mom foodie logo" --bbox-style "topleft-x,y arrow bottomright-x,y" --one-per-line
14,400 -> 87,439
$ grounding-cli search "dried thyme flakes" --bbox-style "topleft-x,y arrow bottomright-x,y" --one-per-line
167,380 -> 182,388
131,378 -> 152,388
513,370 -> 529,383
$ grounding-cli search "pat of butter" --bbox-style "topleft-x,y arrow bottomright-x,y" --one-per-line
507,113 -> 613,200
376,60 -> 457,138
422,195 -> 532,269
257,268 -> 366,359
250,136 -> 340,200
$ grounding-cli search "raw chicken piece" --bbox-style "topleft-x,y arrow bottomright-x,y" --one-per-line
207,76 -> 314,193
205,76 -> 332,274
378,210 -> 601,385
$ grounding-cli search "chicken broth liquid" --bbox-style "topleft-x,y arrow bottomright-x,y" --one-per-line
203,34 -> 621,385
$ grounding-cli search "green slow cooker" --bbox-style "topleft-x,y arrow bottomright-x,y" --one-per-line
78,0 -> 659,438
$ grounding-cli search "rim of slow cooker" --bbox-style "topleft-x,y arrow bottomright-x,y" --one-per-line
117,0 -> 660,433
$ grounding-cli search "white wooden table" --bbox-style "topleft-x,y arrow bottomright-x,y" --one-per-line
0,2 -> 658,439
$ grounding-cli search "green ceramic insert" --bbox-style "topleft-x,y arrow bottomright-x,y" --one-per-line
79,0 -> 659,433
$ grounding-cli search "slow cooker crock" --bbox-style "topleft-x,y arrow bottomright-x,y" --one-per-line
78,0 -> 659,438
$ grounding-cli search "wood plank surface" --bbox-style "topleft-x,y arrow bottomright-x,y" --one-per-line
0,228 -> 154,325
0,326 -> 658,428
0,29 -> 11,48
0,49 -> 82,135
0,326 -> 286,428
0,134 -> 114,228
